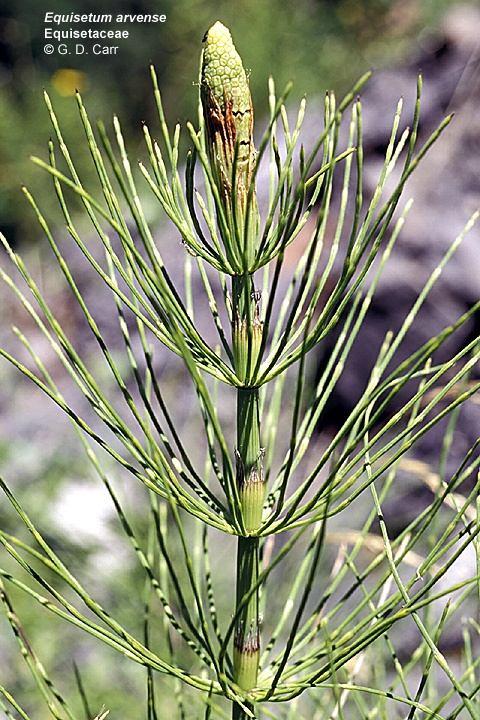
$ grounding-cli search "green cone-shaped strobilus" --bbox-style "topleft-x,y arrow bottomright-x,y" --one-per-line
201,21 -> 259,268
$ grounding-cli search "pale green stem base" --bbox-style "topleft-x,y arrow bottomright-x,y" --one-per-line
232,536 -> 259,718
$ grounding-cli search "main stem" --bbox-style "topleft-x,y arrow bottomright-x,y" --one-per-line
232,275 -> 265,719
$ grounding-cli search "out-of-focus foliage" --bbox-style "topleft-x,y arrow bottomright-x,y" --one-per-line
0,3 -> 479,717
0,0 -> 472,243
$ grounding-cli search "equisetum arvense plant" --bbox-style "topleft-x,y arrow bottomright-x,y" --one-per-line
0,20 -> 479,720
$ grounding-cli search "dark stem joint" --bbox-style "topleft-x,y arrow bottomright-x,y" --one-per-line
234,620 -> 260,654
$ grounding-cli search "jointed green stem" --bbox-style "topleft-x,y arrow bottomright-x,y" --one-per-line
232,275 -> 265,716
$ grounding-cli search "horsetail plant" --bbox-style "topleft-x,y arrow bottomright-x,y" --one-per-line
0,19 -> 479,720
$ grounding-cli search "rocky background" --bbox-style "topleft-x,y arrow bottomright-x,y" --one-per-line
0,4 -> 479,715
0,0 -> 479,597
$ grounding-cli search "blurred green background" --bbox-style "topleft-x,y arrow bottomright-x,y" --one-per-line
0,0 -> 464,245
0,1 -> 477,717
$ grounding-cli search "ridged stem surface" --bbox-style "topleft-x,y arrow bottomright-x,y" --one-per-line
232,275 -> 264,718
